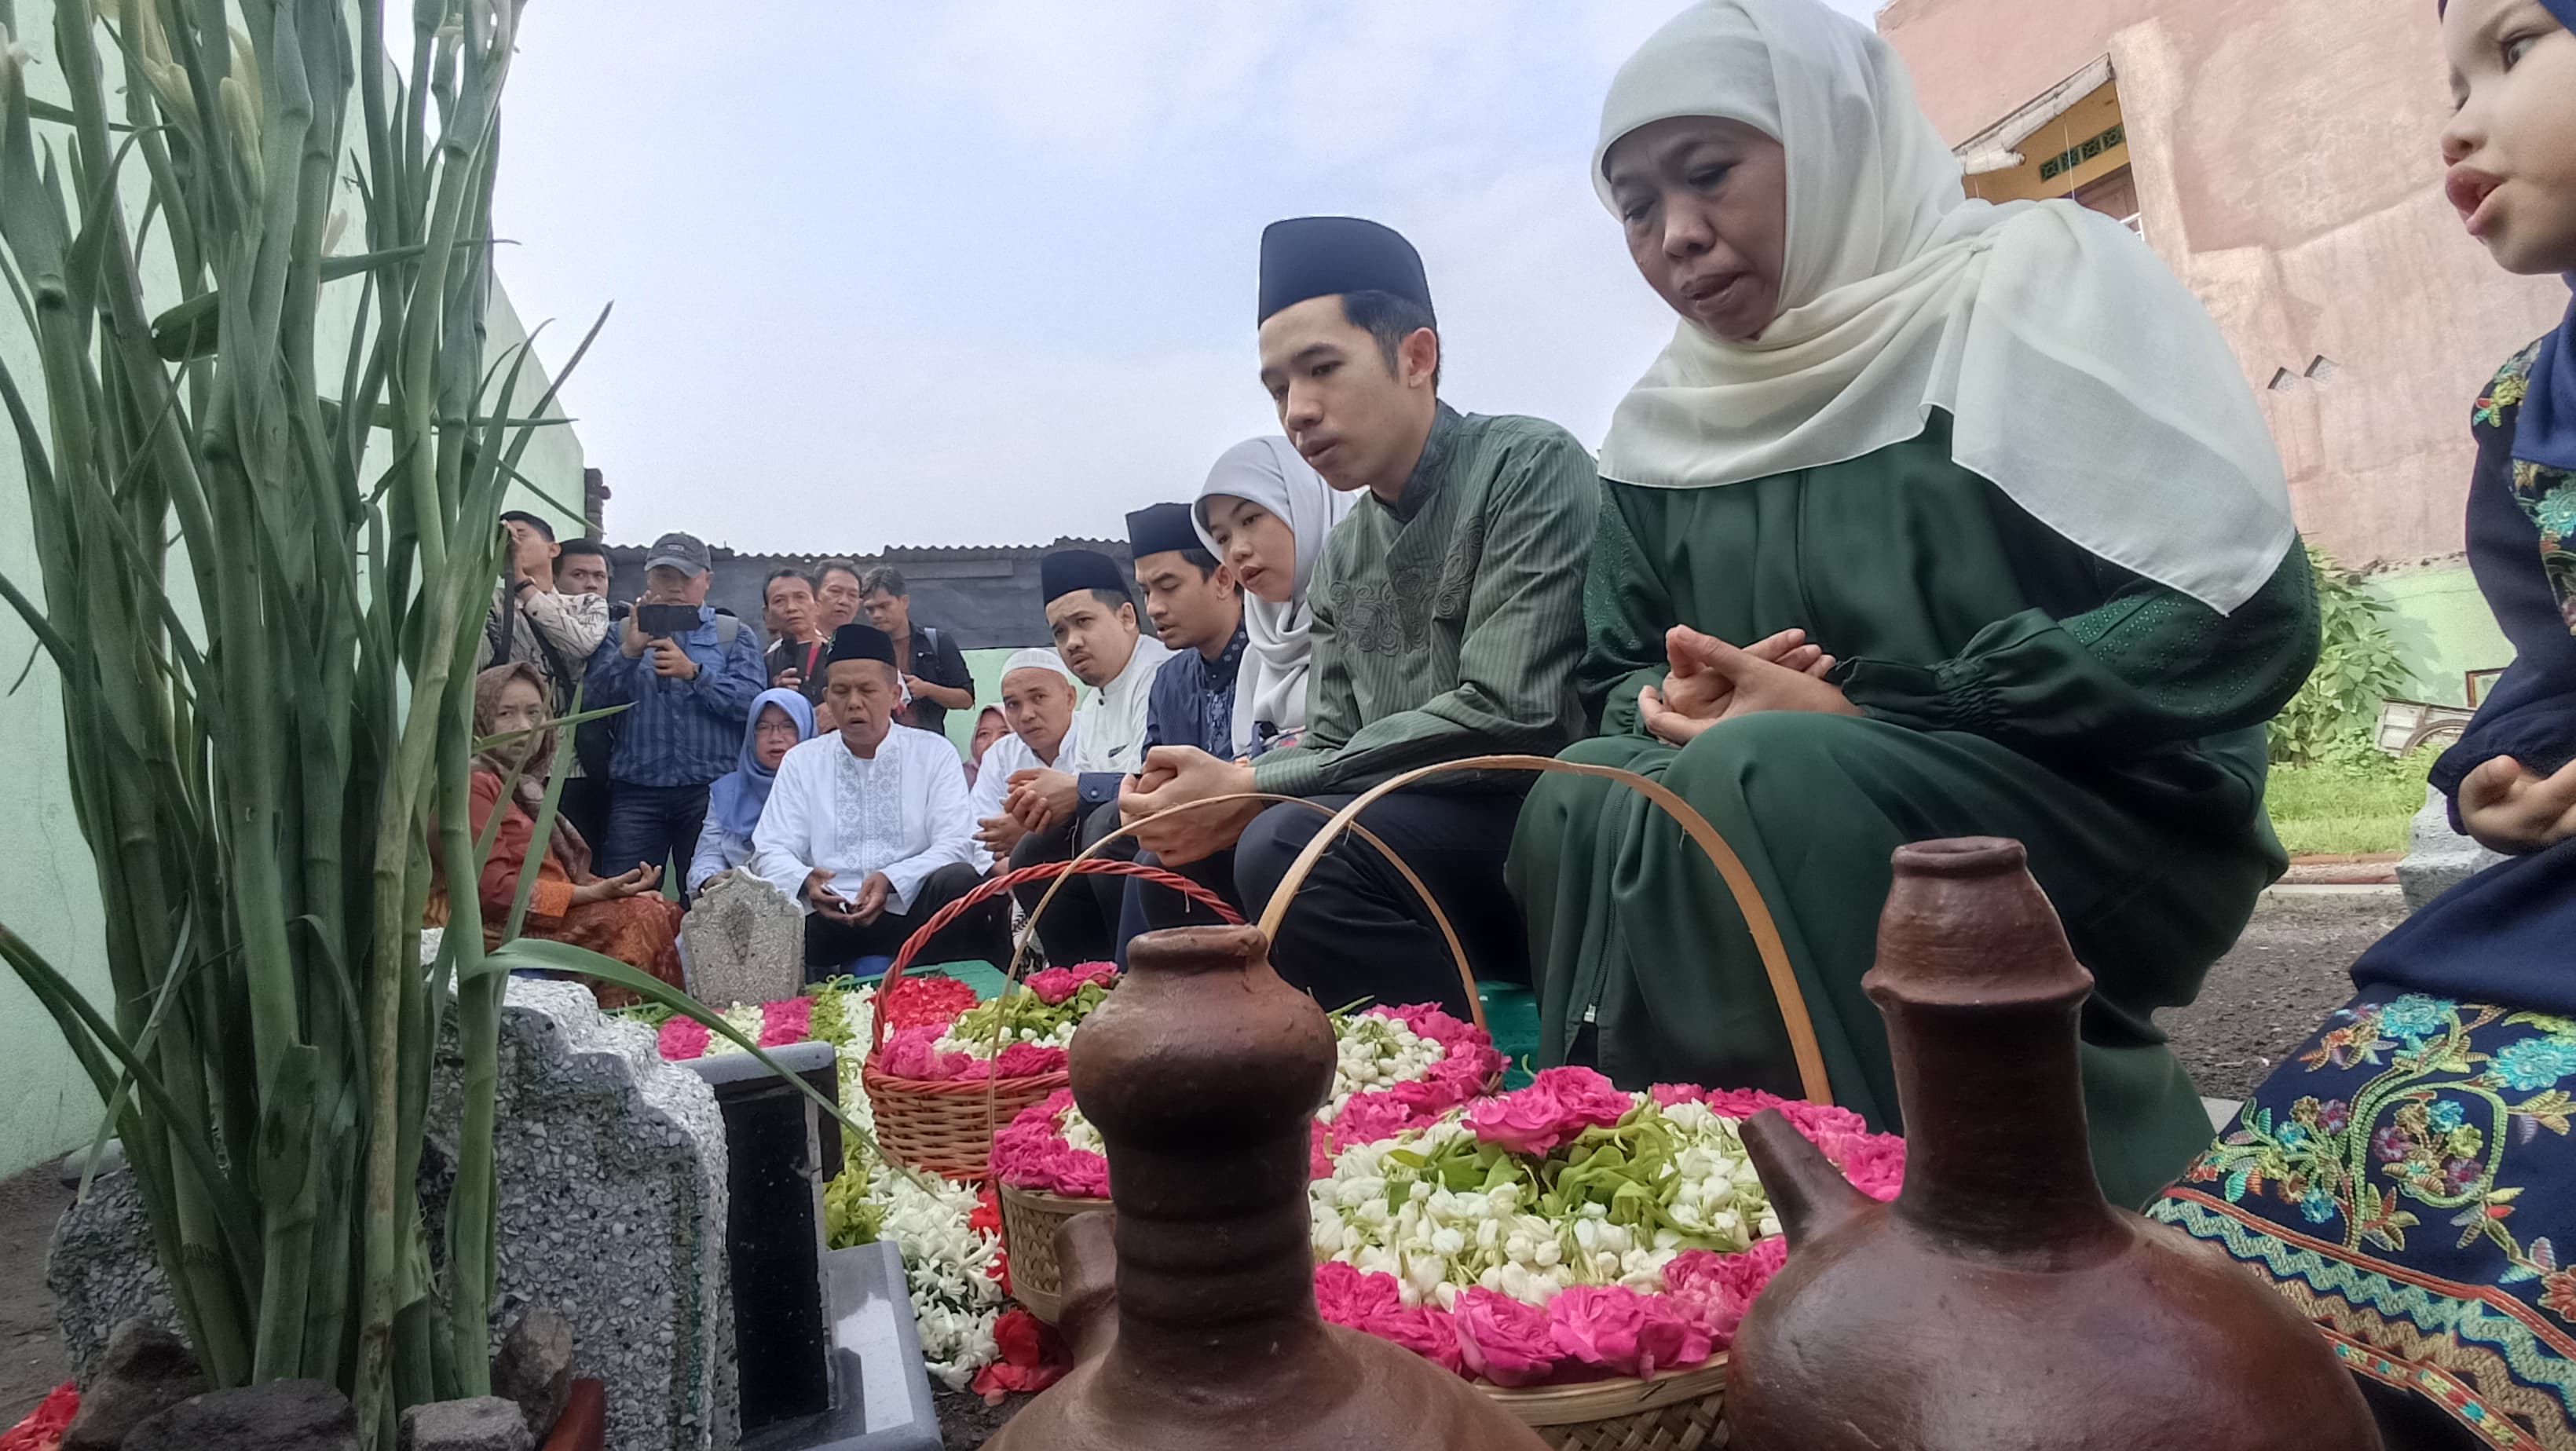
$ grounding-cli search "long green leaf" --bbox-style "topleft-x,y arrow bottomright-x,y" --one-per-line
0,923 -> 262,1269
2,1 -> 563,1435
467,699 -> 625,756
75,902 -> 200,1205
146,243 -> 430,360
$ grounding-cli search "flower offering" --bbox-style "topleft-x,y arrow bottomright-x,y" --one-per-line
651,978 -> 1900,1398
878,961 -> 1119,1081
1308,1067 -> 1903,1387
991,1003 -> 1508,1198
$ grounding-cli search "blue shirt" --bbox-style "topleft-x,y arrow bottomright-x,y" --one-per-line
686,817 -> 756,894
1140,623 -> 1251,760
584,608 -> 769,788
1074,625 -> 1250,813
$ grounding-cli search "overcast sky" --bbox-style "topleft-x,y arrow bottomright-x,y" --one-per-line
490,1 -> 1880,556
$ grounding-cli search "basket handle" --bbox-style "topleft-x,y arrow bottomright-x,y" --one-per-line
869,858 -> 1239,1054
1259,754 -> 1834,1106
1015,791 -> 1488,1036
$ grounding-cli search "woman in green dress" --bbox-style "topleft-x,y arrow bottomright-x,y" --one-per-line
1507,0 -> 2320,1207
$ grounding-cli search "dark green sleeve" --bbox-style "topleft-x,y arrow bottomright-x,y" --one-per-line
1254,433 -> 1597,797
1582,483 -> 1674,740
1838,543 -> 2319,754
1246,546 -> 1356,779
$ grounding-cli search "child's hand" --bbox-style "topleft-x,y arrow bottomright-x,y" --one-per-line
2457,755 -> 2576,853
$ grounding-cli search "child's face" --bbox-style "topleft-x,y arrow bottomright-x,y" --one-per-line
2443,0 -> 2576,276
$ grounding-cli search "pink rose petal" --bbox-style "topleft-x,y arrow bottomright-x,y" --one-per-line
1546,1284 -> 1648,1378
1366,1304 -> 1466,1376
657,1017 -> 710,1061
758,996 -> 815,1047
1463,1066 -> 1634,1155
1452,1287 -> 1564,1387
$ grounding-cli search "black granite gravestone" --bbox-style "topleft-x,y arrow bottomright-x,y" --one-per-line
679,1042 -> 842,1431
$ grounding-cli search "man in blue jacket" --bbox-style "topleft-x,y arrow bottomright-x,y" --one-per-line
1117,502 -> 1251,948
585,531 -> 768,890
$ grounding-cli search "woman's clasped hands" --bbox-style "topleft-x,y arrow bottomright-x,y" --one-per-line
1637,624 -> 1855,747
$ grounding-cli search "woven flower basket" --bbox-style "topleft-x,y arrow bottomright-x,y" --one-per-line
1263,754 -> 1827,1450
1484,1357 -> 1731,1451
865,857 -> 1239,1180
996,1179 -> 1111,1323
997,754 -> 1826,1435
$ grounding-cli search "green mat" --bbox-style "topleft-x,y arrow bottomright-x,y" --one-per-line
1479,982 -> 1540,1090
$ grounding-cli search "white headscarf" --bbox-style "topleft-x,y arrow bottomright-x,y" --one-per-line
1193,437 -> 1356,755
1594,0 -> 2294,614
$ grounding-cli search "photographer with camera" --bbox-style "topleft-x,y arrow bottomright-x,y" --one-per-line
478,510 -> 608,714
583,531 -> 767,893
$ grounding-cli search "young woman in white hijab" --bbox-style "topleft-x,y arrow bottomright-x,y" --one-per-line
1507,0 -> 2321,1210
1193,436 -> 1357,757
1103,437 -> 1363,958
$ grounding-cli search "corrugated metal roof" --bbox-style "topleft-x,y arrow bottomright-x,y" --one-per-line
601,537 -> 1136,651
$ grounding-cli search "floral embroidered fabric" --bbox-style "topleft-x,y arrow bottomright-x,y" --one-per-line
2150,988 -> 2576,1449
2479,343 -> 2576,634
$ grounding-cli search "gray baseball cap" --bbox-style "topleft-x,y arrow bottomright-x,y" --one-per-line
644,531 -> 711,575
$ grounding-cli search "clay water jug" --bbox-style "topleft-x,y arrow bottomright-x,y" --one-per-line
984,925 -> 1549,1451
1727,837 -> 2380,1451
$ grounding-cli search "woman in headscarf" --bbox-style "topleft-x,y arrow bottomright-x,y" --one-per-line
689,686 -> 819,894
2147,3 -> 2576,1443
1193,435 -> 1356,757
964,704 -> 1010,789
1109,437 -> 1359,951
430,663 -> 685,1007
1507,0 -> 2318,1209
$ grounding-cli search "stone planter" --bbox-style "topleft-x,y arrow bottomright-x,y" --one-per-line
50,981 -> 736,1451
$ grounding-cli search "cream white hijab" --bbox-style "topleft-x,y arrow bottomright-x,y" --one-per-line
1594,0 -> 2294,613
1194,437 -> 1356,755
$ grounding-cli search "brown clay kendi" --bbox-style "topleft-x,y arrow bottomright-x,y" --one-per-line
1726,837 -> 2381,1451
984,925 -> 1550,1451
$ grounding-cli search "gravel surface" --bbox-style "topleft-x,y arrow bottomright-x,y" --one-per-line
937,1387 -> 1033,1447
0,890 -> 2406,1437
2164,890 -> 2409,1102
0,1165 -> 71,1426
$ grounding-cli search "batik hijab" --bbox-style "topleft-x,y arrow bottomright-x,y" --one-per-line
707,687 -> 818,840
471,661 -> 587,873
1592,0 -> 2296,613
1195,436 -> 1356,754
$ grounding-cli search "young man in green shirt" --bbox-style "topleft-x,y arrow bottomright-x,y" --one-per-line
1124,217 -> 1597,1016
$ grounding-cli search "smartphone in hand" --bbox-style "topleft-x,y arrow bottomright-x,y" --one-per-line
635,602 -> 699,638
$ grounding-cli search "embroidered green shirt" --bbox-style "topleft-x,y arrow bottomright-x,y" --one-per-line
1252,404 -> 1600,799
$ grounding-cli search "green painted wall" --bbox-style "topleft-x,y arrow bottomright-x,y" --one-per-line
2369,563 -> 2515,707
0,2 -> 588,1176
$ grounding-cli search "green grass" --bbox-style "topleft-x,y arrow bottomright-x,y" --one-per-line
2265,751 -> 2438,857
